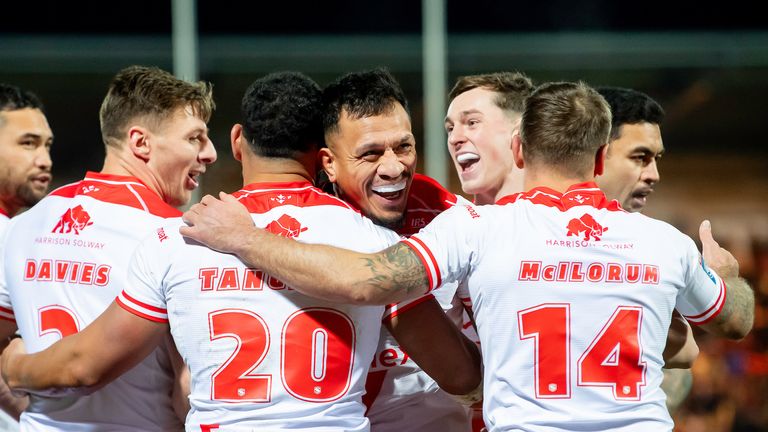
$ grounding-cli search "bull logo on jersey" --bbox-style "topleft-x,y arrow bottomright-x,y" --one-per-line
265,214 -> 307,239
566,213 -> 608,241
51,205 -> 94,235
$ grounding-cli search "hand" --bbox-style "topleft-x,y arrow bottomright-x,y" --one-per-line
180,192 -> 254,254
698,220 -> 738,279
1,338 -> 29,397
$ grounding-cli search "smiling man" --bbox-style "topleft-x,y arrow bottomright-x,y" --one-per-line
0,66 -> 216,431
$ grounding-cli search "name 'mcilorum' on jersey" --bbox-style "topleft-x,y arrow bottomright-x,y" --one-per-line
403,182 -> 725,432
118,181 -> 400,431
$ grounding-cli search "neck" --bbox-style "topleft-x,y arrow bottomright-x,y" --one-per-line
523,166 -> 593,194
474,168 -> 525,205
100,146 -> 162,194
241,153 -> 315,186
0,201 -> 15,218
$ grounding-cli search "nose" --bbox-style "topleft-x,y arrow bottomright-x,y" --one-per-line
641,159 -> 660,185
36,145 -> 52,171
377,148 -> 405,179
199,138 -> 218,165
447,125 -> 466,148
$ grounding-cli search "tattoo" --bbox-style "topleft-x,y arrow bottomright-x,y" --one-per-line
362,243 -> 429,297
719,277 -> 755,336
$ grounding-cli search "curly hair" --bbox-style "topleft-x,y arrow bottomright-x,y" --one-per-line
595,86 -> 664,141
322,68 -> 409,137
241,71 -> 323,158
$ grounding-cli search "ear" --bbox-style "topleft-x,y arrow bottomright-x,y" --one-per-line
512,134 -> 525,169
127,126 -> 151,162
509,116 -> 522,149
318,147 -> 337,183
594,144 -> 609,176
230,124 -> 244,162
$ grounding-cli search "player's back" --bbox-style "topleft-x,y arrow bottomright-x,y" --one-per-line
121,181 -> 400,431
406,182 -> 724,431
0,172 -> 183,431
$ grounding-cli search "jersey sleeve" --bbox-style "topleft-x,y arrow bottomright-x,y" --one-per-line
116,227 -> 171,323
0,228 -> 15,322
675,237 -> 727,325
401,204 -> 478,293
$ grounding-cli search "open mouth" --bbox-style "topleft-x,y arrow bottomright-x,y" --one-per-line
31,173 -> 52,187
372,180 -> 407,200
456,152 -> 480,173
186,171 -> 204,189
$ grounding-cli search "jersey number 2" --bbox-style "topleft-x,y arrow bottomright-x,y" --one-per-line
38,305 -> 80,339
518,304 -> 646,401
209,307 -> 355,403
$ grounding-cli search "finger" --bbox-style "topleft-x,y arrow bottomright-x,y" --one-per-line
220,192 -> 239,203
699,220 -> 719,249
200,194 -> 218,205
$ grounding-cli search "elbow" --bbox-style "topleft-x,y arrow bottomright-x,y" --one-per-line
440,369 -> 482,396
64,360 -> 106,389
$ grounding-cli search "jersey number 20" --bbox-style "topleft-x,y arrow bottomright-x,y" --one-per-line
209,307 -> 355,403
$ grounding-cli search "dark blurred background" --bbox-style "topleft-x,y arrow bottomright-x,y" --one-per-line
2,1 -> 767,430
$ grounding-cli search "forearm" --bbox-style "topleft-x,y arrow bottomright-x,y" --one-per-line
702,276 -> 754,340
387,299 -> 482,395
4,334 -> 99,394
0,374 -> 26,419
661,368 -> 693,414
233,230 -> 429,305
663,312 -> 698,369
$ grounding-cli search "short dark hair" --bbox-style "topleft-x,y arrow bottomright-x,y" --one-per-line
595,87 -> 665,141
322,68 -> 409,137
521,81 -> 611,178
99,65 -> 214,148
448,71 -> 534,114
241,71 -> 323,158
0,83 -> 43,113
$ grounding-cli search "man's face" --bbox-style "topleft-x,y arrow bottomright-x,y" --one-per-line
146,106 -> 217,207
445,88 -> 519,204
596,122 -> 664,212
322,103 -> 416,229
0,108 -> 53,215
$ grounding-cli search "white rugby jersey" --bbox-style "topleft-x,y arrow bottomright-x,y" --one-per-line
366,174 -> 474,432
0,210 -> 20,432
119,181 -> 400,431
0,172 -> 184,431
403,182 -> 726,432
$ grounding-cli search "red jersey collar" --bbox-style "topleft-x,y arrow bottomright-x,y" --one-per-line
496,182 -> 622,211
84,171 -> 151,189
237,181 -> 314,194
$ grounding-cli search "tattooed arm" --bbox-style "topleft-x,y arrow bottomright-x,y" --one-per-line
698,221 -> 754,340
180,193 -> 430,305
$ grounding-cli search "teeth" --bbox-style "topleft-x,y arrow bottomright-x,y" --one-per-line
372,181 -> 406,194
456,153 -> 480,163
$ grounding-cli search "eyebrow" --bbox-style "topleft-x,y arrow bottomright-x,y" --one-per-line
631,146 -> 665,156
445,109 -> 483,124
20,132 -> 53,142
356,134 -> 414,153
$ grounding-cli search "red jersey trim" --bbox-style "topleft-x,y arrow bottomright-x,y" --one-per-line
50,172 -> 180,218
234,181 -> 358,214
496,182 -> 623,212
381,294 -> 436,322
0,208 -> 9,218
116,297 -> 169,324
401,237 -> 440,293
684,279 -> 727,325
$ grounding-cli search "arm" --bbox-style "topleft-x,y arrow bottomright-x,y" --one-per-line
697,220 -> 754,340
181,193 -> 429,305
164,335 -> 190,423
1,302 -> 167,395
662,311 -> 698,369
385,297 -> 482,395
0,321 -> 26,419
660,368 -> 693,414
